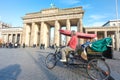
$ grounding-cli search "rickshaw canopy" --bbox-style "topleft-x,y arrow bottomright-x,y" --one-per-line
59,29 -> 97,39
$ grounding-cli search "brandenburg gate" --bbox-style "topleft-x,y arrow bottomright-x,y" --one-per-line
22,7 -> 84,47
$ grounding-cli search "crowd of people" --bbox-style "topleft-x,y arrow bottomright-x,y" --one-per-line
1,42 -> 20,48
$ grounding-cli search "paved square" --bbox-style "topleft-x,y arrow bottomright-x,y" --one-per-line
0,48 -> 119,80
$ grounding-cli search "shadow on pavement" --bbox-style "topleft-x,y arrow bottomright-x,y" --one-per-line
26,51 -> 58,80
39,53 -> 91,79
0,64 -> 21,80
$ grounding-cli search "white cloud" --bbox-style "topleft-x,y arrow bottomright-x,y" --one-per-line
91,22 -> 105,26
82,4 -> 92,9
90,15 -> 106,20
84,14 -> 107,27
60,0 -> 81,5
84,21 -> 105,27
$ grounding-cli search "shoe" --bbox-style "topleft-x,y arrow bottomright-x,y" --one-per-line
60,59 -> 66,62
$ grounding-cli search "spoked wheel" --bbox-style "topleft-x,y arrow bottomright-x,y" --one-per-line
45,53 -> 57,69
87,59 -> 110,80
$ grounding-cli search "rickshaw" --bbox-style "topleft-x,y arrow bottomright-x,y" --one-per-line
45,29 -> 112,80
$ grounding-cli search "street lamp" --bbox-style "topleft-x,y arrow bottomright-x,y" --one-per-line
115,0 -> 119,51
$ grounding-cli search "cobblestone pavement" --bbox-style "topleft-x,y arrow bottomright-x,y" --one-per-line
106,51 -> 120,80
0,48 -> 119,80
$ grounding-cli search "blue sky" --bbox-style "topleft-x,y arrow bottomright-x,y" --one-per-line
0,0 -> 120,27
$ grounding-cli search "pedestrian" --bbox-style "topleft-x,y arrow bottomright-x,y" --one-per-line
23,43 -> 25,48
43,43 -> 45,49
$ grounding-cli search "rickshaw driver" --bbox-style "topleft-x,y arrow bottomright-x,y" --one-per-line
60,30 -> 78,62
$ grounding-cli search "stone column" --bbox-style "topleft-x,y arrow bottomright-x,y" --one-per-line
34,23 -> 39,45
85,30 -> 88,33
9,34 -> 12,43
77,18 -> 83,44
12,34 -> 14,43
95,31 -> 97,35
8,34 -> 9,42
37,25 -> 40,46
20,33 -> 22,45
11,34 -> 13,43
104,31 -> 107,38
94,31 -> 97,40
115,31 -> 119,51
40,22 -> 46,47
3,34 -> 7,43
66,19 -> 71,44
40,22 -> 44,45
24,23 -> 31,46
30,23 -> 34,46
6,34 -> 9,43
40,22 -> 49,48
10,34 -> 12,42
30,22 -> 38,46
111,34 -> 115,50
47,25 -> 50,47
15,34 -> 17,43
22,23 -> 26,45
54,20 -> 60,46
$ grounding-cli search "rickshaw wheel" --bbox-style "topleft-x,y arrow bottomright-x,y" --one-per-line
87,59 -> 110,80
45,53 -> 57,69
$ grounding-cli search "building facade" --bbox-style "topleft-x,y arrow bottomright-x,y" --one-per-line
22,7 -> 84,47
84,26 -> 120,50
0,21 -> 11,40
2,27 -> 23,44
0,6 -> 119,50
103,20 -> 120,27
0,21 -> 23,45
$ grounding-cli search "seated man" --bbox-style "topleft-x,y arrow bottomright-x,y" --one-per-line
60,30 -> 78,62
